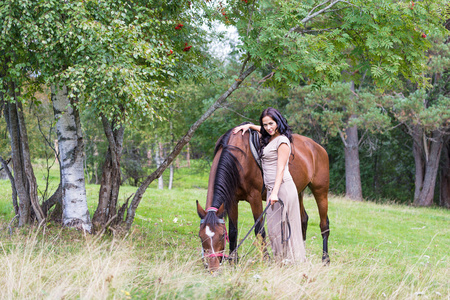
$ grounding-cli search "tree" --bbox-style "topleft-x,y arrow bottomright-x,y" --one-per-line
383,19 -> 450,206
288,83 -> 391,200
0,1 -> 47,225
385,89 -> 450,206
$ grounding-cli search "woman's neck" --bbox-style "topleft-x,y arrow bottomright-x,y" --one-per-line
269,132 -> 281,142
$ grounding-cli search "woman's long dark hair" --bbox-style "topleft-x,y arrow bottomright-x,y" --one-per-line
259,107 -> 292,156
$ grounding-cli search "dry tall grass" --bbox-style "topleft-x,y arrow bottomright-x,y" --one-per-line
0,192 -> 448,299
0,223 -> 447,300
0,227 -> 136,299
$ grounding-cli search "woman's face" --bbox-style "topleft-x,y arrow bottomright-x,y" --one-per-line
262,116 -> 278,136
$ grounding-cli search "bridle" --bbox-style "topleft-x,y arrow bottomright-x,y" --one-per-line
200,207 -> 229,266
200,200 -> 291,267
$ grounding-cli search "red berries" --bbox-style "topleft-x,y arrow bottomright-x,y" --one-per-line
175,23 -> 184,30
168,49 -> 173,56
422,33 -> 426,38
183,44 -> 192,52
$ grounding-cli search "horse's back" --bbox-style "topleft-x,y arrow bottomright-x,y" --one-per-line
290,134 -> 329,192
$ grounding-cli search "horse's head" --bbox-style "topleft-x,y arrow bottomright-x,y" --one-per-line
196,200 -> 228,271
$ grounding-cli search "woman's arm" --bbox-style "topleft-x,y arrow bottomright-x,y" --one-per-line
268,143 -> 290,205
232,123 -> 261,135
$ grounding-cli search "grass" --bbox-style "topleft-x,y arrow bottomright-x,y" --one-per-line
0,161 -> 449,299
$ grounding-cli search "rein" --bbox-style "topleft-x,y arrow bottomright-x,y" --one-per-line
229,199 -> 291,260
229,201 -> 271,259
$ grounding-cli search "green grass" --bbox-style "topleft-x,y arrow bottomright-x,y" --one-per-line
0,161 -> 449,299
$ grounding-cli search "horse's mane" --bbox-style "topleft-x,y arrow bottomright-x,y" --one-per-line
209,124 -> 250,223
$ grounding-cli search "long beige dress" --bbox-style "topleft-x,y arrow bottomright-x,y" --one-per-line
262,135 -> 306,263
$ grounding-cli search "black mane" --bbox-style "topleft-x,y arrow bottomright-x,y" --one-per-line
210,125 -> 249,221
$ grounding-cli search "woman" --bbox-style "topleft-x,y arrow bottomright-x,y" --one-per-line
233,107 -> 306,263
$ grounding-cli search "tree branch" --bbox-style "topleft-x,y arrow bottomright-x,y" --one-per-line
338,128 -> 349,147
288,0 -> 345,35
240,53 -> 251,77
41,183 -> 62,216
124,63 -> 258,230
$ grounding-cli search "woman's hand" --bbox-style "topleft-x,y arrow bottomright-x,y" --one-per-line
232,124 -> 252,135
268,194 -> 279,205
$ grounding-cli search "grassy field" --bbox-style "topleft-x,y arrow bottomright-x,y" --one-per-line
0,162 -> 449,299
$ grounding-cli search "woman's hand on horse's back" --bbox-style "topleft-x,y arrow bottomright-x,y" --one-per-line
233,124 -> 250,135
233,124 -> 260,135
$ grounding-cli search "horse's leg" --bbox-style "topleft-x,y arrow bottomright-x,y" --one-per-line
310,184 -> 330,265
248,190 -> 268,259
298,191 -> 309,241
228,200 -> 239,262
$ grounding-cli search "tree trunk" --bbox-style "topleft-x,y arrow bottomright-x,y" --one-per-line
412,127 -> 425,201
344,123 -> 363,201
169,121 -> 174,190
3,85 -> 44,225
440,137 -> 450,208
92,117 -> 124,230
124,63 -> 257,230
410,126 -> 445,207
169,163 -> 174,190
186,143 -> 191,168
413,131 -> 444,206
52,84 -> 91,232
156,140 -> 164,190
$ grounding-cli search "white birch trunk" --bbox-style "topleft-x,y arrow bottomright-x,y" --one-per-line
169,163 -> 173,190
52,84 -> 92,232
155,140 -> 164,189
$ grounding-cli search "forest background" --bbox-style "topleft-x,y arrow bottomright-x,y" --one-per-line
0,0 -> 449,232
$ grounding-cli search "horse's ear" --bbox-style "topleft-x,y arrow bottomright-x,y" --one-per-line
216,203 -> 225,218
196,200 -> 206,219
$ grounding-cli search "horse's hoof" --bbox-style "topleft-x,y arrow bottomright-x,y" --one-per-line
322,254 -> 330,266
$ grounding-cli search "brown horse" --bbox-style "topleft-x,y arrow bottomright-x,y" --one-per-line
197,125 -> 330,270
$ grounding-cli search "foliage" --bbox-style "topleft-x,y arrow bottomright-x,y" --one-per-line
228,0 -> 447,91
1,0 -> 216,125
287,82 -> 390,142
383,29 -> 450,132
385,89 -> 450,133
174,61 -> 290,159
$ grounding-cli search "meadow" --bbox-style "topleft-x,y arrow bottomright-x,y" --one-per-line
0,161 -> 448,299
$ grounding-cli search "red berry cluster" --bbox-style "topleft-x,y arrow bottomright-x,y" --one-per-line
167,49 -> 173,56
242,0 -> 248,3
422,33 -> 426,38
183,42 -> 192,52
218,2 -> 228,21
410,1 -> 414,9
175,23 -> 184,30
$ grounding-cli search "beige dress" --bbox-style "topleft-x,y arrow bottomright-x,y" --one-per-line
262,135 -> 306,262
